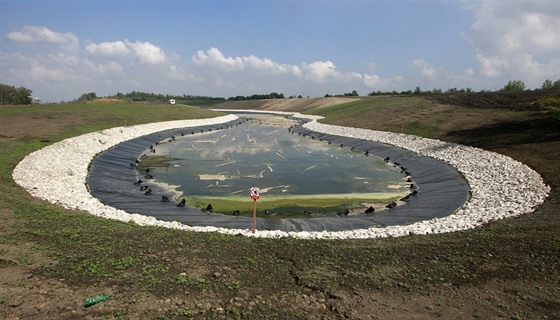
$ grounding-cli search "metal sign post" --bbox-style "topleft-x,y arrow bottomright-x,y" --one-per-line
250,187 -> 260,233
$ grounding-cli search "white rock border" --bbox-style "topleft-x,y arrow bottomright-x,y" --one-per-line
12,112 -> 550,239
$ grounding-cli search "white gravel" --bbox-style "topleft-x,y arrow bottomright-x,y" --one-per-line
12,111 -> 551,239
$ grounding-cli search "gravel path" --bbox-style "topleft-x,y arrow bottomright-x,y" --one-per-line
12,112 -> 550,239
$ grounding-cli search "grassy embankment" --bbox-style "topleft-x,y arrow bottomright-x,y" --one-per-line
1,96 -> 559,319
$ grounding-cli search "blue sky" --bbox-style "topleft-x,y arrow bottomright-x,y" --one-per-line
1,0 -> 559,102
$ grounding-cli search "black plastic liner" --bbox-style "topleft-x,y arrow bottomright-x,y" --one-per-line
87,117 -> 469,232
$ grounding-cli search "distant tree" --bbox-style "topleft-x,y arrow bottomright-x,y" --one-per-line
227,92 -> 285,101
542,79 -> 560,90
19,87 -> 32,104
269,92 -> 284,99
413,86 -> 422,95
501,80 -> 525,92
431,88 -> 443,94
76,92 -> 97,102
0,84 -> 33,105
542,79 -> 553,90
333,90 -> 361,97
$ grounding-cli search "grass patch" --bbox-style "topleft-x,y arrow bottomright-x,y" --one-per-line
537,93 -> 560,109
188,193 -> 405,217
303,95 -> 425,122
546,108 -> 560,119
137,155 -> 181,170
0,102 -> 224,142
401,121 -> 439,137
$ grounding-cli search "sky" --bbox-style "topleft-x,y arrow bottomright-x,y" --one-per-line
1,0 -> 559,102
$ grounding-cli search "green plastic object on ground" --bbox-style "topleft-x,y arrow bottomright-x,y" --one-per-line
84,294 -> 109,307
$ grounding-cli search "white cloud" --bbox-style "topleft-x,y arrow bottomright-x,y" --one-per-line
412,59 -> 436,79
467,1 -> 559,83
5,25 -> 79,50
362,73 -> 386,88
86,39 -> 168,65
361,73 -> 403,90
245,55 -> 281,72
167,64 -> 187,81
192,47 -> 304,76
85,41 -> 130,56
469,2 -> 558,56
193,47 -> 244,71
85,39 -> 187,82
30,64 -> 68,82
123,40 -> 167,64
5,25 -> 78,46
86,39 -> 168,63
191,48 -> 403,94
97,60 -> 124,76
302,60 -> 341,82
7,53 -> 88,84
475,52 -> 508,78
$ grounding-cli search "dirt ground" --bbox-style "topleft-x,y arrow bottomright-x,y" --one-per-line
1,92 -> 559,319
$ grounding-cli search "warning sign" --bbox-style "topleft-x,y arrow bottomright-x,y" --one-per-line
250,187 -> 260,200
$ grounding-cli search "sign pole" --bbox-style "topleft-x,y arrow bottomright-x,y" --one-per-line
250,187 -> 260,234
252,199 -> 257,234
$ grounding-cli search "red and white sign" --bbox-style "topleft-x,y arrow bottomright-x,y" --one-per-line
250,187 -> 260,200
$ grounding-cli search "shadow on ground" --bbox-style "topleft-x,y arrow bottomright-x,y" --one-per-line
445,114 -> 560,149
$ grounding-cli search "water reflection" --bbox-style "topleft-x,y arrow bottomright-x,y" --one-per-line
143,116 -> 409,202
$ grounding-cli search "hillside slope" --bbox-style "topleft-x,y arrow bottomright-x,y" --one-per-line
212,97 -> 358,111
212,90 -> 558,113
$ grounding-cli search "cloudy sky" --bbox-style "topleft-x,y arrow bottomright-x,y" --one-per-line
1,0 -> 559,102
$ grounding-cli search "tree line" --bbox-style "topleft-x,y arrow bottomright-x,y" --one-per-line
0,84 -> 33,105
73,91 -> 226,103
324,90 -> 359,98
2,78 -> 559,106
367,79 -> 560,96
227,92 -> 285,101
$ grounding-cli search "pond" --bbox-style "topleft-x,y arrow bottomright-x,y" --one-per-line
138,115 -> 411,218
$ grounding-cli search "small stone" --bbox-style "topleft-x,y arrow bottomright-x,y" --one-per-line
9,298 -> 23,307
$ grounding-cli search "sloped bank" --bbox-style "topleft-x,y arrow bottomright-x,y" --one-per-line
12,112 -> 550,239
